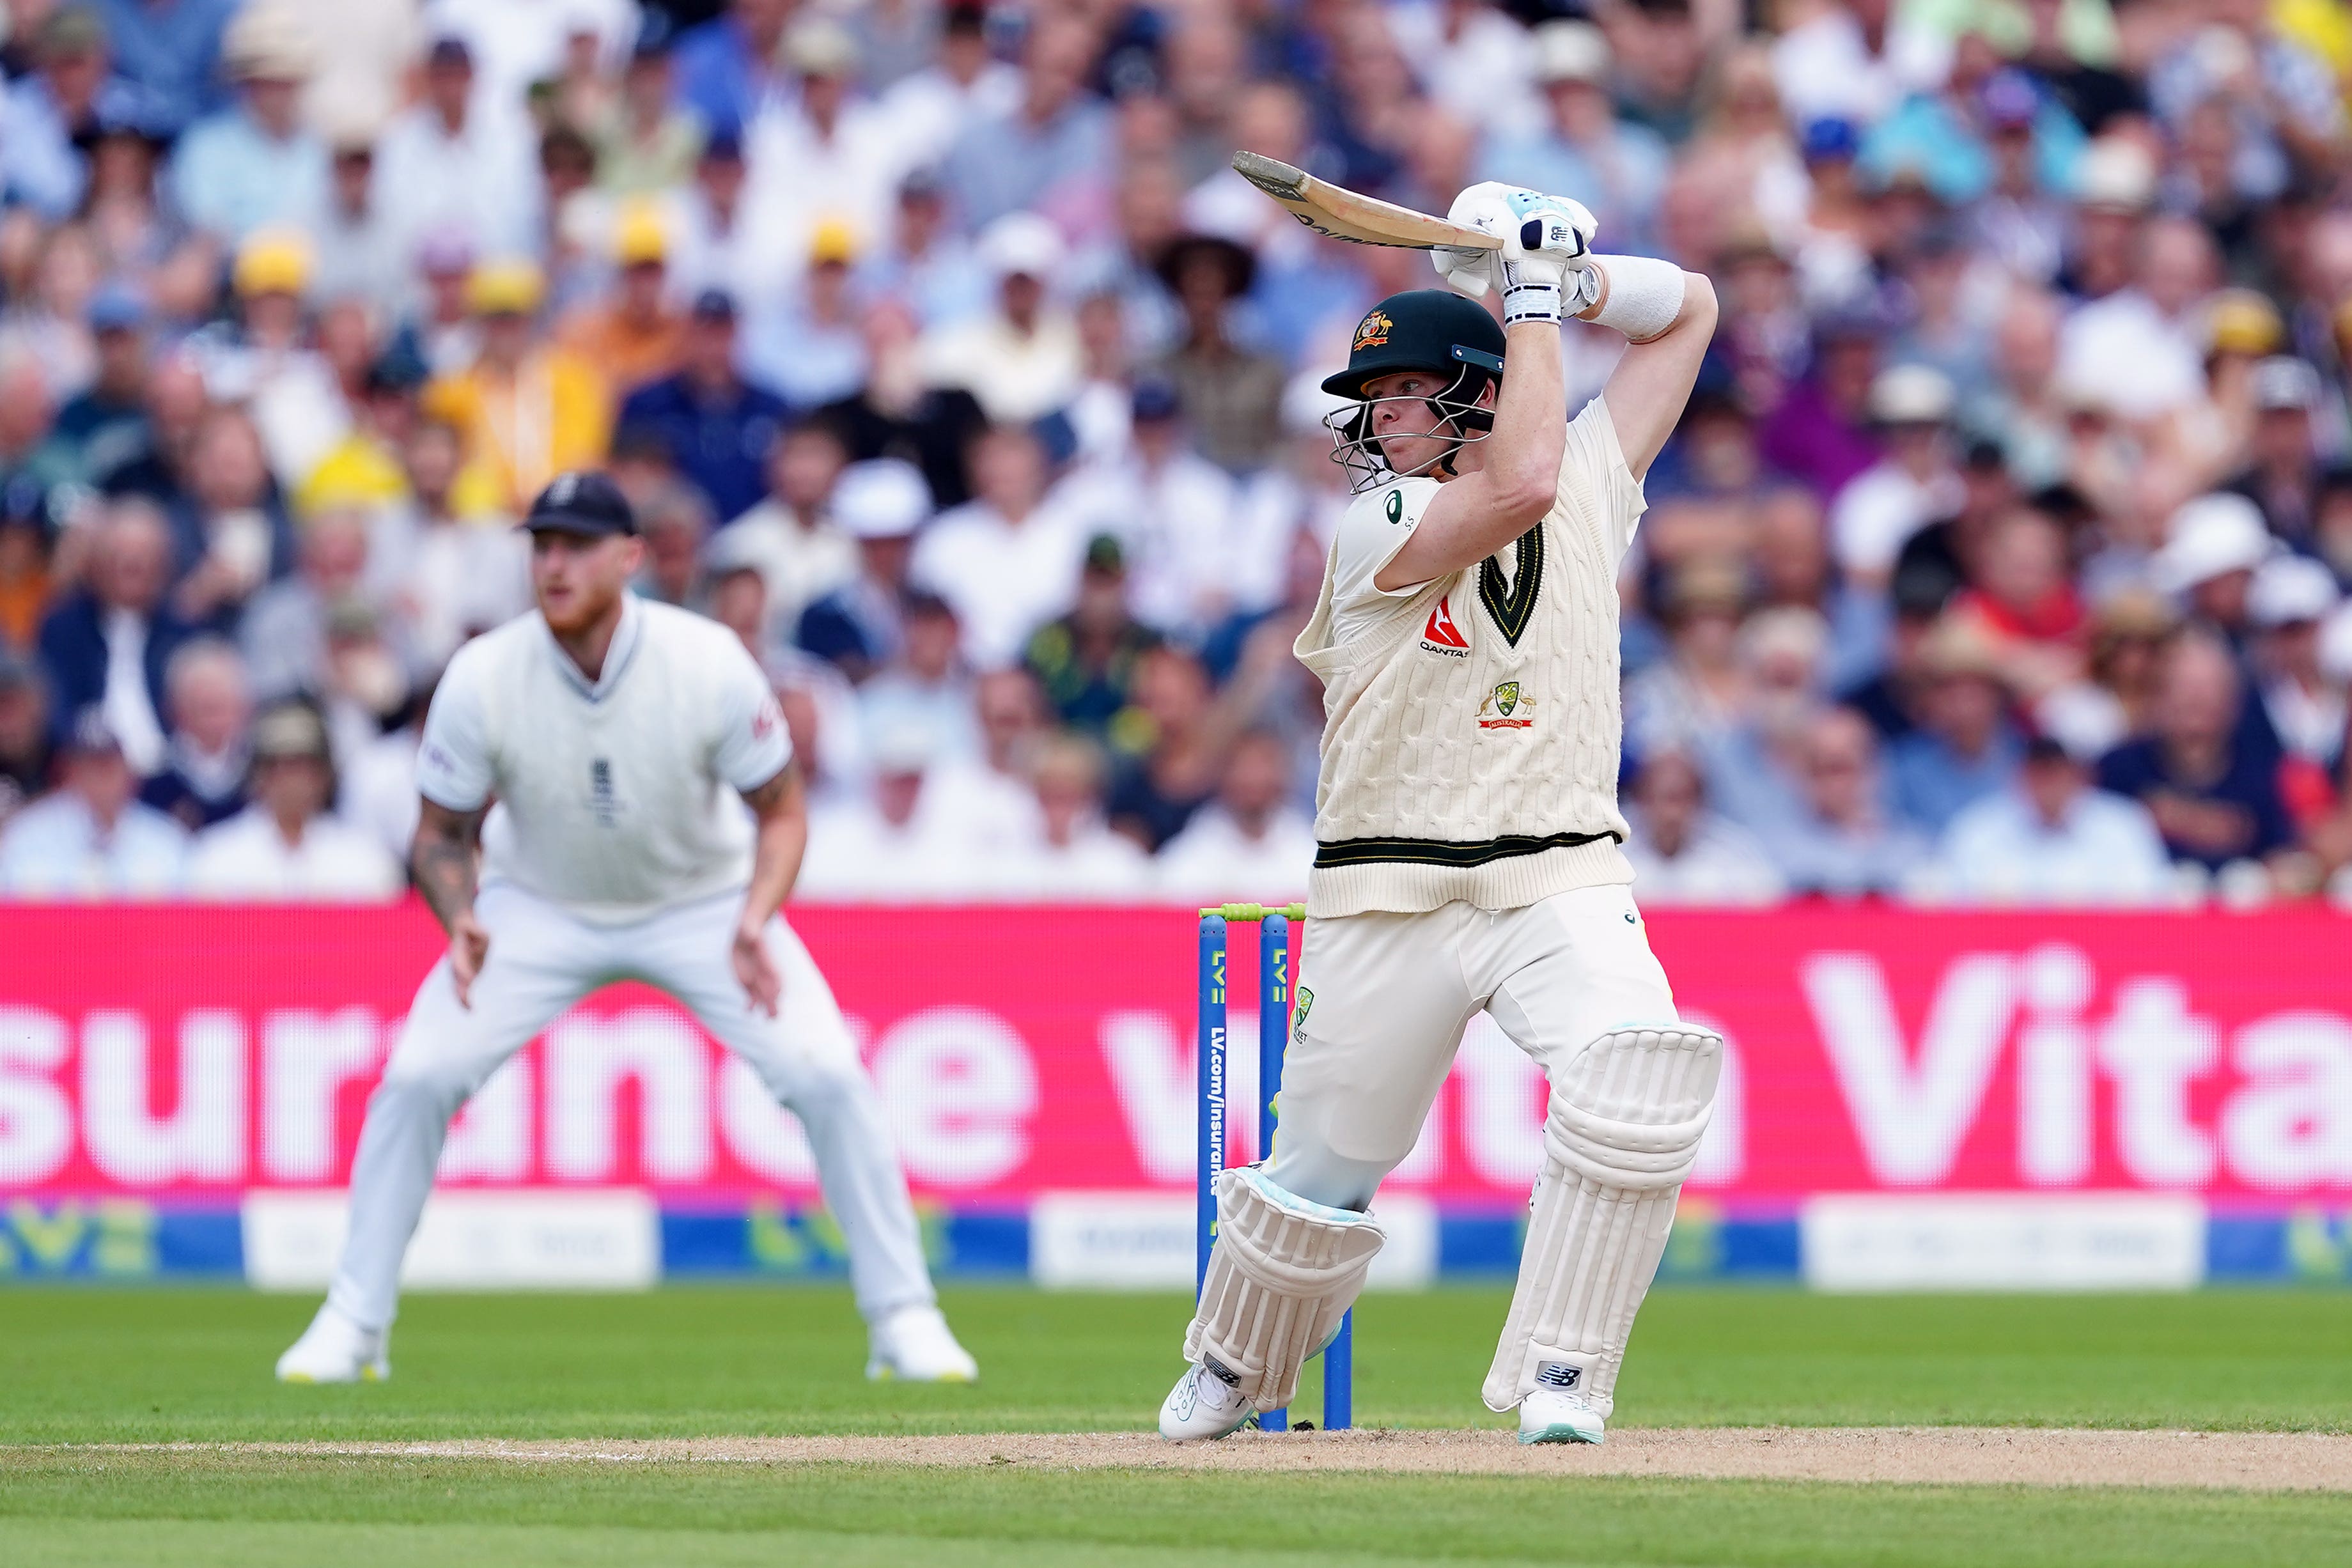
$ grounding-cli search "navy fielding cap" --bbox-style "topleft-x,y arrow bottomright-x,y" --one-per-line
524,470 -> 637,537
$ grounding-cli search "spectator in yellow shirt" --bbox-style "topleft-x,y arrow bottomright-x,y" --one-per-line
422,259 -> 612,515
296,346 -> 427,521
556,203 -> 687,396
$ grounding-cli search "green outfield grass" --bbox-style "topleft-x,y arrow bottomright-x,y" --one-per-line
5,1285 -> 2350,1567
7,1449 -> 2352,1568
2,1284 -> 2348,1443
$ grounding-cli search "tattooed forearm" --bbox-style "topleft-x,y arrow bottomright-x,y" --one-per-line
737,761 -> 806,931
740,763 -> 797,816
410,801 -> 487,935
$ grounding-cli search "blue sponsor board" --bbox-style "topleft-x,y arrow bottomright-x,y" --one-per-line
2206,1209 -> 2352,1283
4,1200 -> 2345,1285
0,1200 -> 243,1279
1437,1202 -> 1802,1282
660,1201 -> 1030,1280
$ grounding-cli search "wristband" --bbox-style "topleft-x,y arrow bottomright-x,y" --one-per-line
1578,255 -> 1686,343
1501,277 -> 1562,327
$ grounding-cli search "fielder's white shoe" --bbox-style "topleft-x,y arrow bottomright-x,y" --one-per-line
274,1303 -> 389,1385
1158,1360 -> 1257,1442
866,1304 -> 978,1383
1517,1385 -> 1607,1446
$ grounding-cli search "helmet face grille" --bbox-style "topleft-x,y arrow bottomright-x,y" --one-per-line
1324,361 -> 1496,492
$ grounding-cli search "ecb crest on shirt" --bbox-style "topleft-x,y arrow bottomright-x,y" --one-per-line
589,758 -> 623,826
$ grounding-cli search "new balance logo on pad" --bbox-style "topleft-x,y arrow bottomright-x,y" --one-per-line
1421,596 -> 1470,656
1537,1363 -> 1582,1390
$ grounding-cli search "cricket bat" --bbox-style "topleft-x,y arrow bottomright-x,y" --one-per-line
1231,152 -> 1502,252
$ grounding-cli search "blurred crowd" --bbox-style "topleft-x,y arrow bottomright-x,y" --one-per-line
0,0 -> 2350,906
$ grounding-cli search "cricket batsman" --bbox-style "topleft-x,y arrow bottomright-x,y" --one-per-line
276,471 -> 977,1385
1160,185 -> 1721,1443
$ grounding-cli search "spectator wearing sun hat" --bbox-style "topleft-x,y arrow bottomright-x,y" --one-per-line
1883,618 -> 2027,836
0,6 -> 125,222
421,258 -> 612,514
2223,356 -> 2330,544
185,699 -> 400,901
742,217 -> 869,408
1155,232 -> 1284,476
168,4 -> 328,242
557,203 -> 689,394
2154,492 -> 2280,648
2245,554 -> 2345,770
797,457 -> 935,678
919,213 -> 1082,425
740,18 -> 902,290
1830,364 -> 1966,587
206,228 -> 351,492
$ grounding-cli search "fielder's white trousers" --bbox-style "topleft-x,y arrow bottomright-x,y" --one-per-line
326,882 -> 935,1331
1268,883 -> 1679,1210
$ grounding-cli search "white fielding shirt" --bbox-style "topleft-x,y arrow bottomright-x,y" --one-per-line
415,596 -> 791,924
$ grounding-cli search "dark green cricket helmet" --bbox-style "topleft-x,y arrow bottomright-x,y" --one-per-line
1320,288 -> 1506,400
1320,289 -> 1508,487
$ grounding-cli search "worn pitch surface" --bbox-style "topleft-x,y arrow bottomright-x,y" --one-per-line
12,1288 -> 2352,1565
69,1426 -> 2352,1491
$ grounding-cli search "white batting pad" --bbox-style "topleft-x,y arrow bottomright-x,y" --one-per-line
1184,1167 -> 1386,1409
1482,1025 -> 1723,1414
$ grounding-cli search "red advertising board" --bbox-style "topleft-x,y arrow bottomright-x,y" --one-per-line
3,904 -> 2348,1205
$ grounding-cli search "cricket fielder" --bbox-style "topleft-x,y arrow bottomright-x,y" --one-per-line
277,472 -> 976,1385
1160,185 -> 1720,1443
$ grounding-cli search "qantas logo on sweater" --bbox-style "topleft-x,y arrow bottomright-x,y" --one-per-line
1420,596 -> 1470,656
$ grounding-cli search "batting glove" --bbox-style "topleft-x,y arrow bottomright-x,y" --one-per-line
1437,182 -> 1598,327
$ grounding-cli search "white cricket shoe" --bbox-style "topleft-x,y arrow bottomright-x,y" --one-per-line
275,1303 -> 389,1385
1158,1361 -> 1257,1442
1518,1386 -> 1607,1445
866,1304 -> 978,1383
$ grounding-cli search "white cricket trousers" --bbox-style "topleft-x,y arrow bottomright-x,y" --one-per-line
1268,883 -> 1679,1210
326,882 -> 935,1331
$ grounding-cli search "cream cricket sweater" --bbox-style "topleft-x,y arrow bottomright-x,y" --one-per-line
1293,398 -> 1641,918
